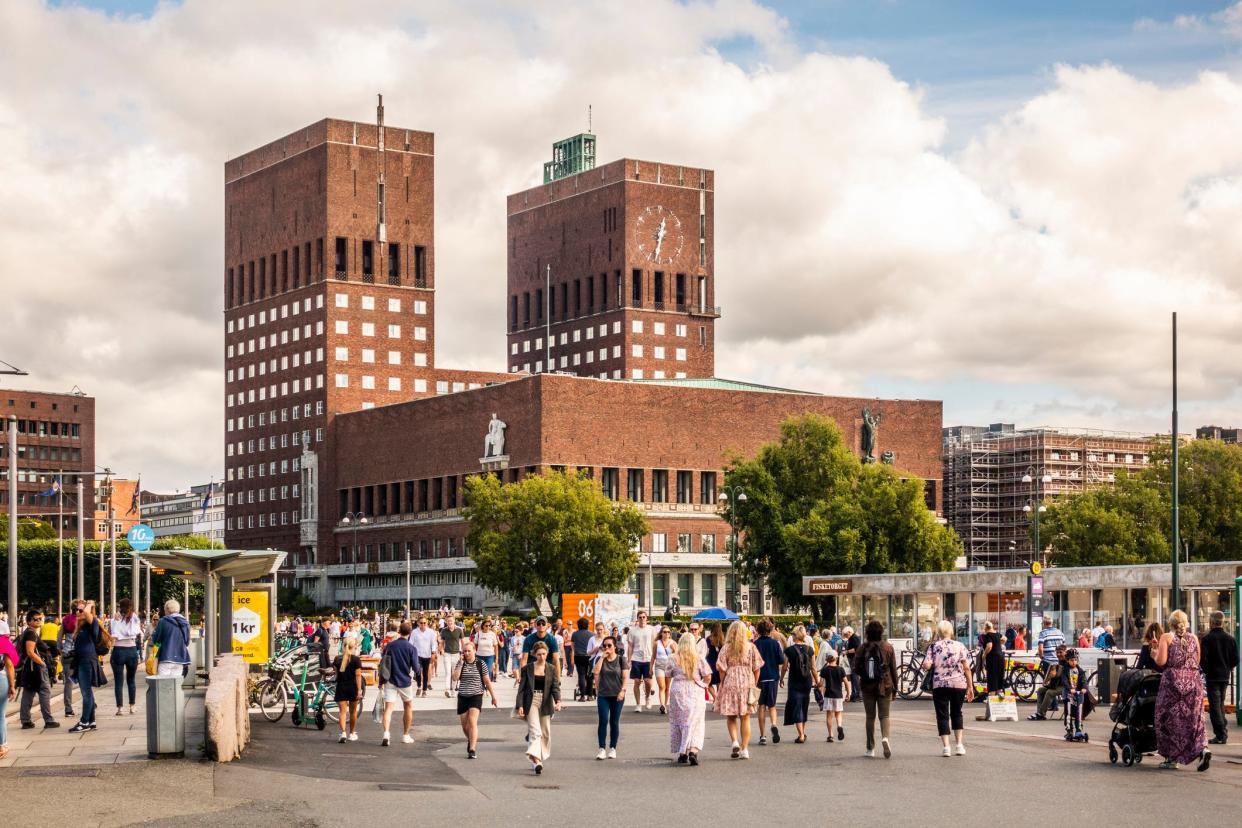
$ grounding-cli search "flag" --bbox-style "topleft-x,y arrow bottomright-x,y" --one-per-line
36,475 -> 61,497
199,482 -> 213,520
127,477 -> 141,516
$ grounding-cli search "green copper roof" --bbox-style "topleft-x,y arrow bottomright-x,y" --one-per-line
625,377 -> 820,395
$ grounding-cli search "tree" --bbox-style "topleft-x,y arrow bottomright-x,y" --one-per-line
1041,437 -> 1242,564
0,515 -> 56,540
463,469 -> 649,618
726,414 -> 959,622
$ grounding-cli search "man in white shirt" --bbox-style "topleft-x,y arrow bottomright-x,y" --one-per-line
408,616 -> 440,698
0,610 -> 10,637
626,611 -> 657,711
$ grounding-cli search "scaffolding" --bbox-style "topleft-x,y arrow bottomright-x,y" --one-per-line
543,133 -> 597,183
943,426 -> 1155,569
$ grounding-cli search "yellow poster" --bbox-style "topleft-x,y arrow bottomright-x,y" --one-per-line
231,590 -> 270,664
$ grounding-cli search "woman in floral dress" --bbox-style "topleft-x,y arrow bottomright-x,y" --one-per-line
667,633 -> 712,765
1154,609 -> 1211,771
715,620 -> 764,760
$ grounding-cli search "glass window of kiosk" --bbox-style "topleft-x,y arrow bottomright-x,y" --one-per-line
953,592 -> 972,643
837,595 -> 862,636
1094,588 -> 1126,646
863,595 -> 890,632
917,594 -> 943,650
1196,590 -> 1232,636
892,595 -> 915,641
1066,588 -> 1091,645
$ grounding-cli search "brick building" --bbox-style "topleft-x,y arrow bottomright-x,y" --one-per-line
506,135 -> 718,379
92,477 -> 141,541
0,388 -> 94,538
226,106 -> 945,613
943,424 -> 1154,568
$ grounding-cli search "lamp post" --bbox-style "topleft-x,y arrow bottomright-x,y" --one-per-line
717,486 -> 747,613
340,512 -> 368,609
404,541 -> 411,619
1021,467 -> 1051,563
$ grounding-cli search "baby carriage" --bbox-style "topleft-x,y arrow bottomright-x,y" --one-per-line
1108,669 -> 1161,766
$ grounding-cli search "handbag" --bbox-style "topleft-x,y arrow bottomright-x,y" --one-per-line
747,685 -> 761,707
371,691 -> 384,724
145,645 -> 159,676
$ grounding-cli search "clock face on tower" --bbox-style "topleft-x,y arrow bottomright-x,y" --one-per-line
634,205 -> 684,267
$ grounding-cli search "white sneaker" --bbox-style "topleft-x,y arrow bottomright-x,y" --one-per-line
955,743 -> 966,756
607,748 -> 617,759
864,748 -> 876,757
942,745 -> 952,757
348,732 -> 359,742
129,706 -> 136,716
338,733 -> 347,744
402,734 -> 415,744
445,690 -> 451,698
882,738 -> 892,759
596,748 -> 607,760
739,749 -> 750,760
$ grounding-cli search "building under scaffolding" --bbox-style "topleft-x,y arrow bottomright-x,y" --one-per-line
943,424 -> 1155,568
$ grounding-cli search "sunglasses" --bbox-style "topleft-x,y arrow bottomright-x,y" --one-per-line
602,643 -> 615,649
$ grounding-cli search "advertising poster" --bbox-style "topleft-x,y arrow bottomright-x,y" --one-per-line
231,589 -> 271,664
594,593 -> 639,631
562,593 -> 597,629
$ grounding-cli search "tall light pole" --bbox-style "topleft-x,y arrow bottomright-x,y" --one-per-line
1171,312 -> 1180,611
404,541 -> 411,619
717,485 -> 747,613
340,512 -> 367,609
7,415 -> 17,623
75,478 -> 84,600
1021,467 -> 1051,563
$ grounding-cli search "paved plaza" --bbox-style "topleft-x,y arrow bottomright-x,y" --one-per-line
3,667 -> 1241,826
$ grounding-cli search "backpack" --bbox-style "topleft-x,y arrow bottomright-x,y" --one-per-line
1094,632 -> 1108,649
863,643 -> 884,683
379,649 -> 393,683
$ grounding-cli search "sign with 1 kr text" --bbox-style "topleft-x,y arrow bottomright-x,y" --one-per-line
231,590 -> 271,664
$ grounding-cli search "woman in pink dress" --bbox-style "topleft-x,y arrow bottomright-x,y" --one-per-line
667,633 -> 711,765
715,620 -> 763,760
1155,610 -> 1211,771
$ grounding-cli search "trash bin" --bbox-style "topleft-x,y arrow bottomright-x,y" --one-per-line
183,632 -> 204,689
146,674 -> 186,758
1096,657 -> 1128,704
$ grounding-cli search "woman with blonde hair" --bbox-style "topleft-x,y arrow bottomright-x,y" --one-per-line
667,632 -> 711,764
332,633 -> 364,743
714,620 -> 764,759
1154,609 -> 1211,771
921,619 -> 974,756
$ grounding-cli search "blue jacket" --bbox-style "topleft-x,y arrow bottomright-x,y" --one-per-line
154,614 -> 192,664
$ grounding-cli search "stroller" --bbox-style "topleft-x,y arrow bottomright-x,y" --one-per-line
1108,669 -> 1161,766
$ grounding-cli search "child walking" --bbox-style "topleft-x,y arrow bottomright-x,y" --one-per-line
818,650 -> 850,742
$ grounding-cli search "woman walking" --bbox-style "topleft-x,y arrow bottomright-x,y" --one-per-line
853,620 -> 898,758
668,632 -> 711,764
705,623 -> 724,701
653,627 -> 676,714
980,622 -> 1005,695
715,620 -> 763,760
921,620 -> 974,756
1136,622 -> 1163,671
0,632 -> 18,759
781,625 -> 816,743
592,635 -> 627,759
109,597 -> 142,716
70,601 -> 101,733
475,619 -> 499,681
454,639 -> 499,759
333,635 -> 364,743
516,640 -> 560,774
1154,610 -> 1211,771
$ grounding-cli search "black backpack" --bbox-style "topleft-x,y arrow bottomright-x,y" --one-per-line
863,643 -> 885,683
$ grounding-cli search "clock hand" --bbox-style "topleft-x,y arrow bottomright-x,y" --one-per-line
653,218 -> 666,260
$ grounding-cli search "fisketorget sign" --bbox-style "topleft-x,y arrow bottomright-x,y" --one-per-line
803,577 -> 853,595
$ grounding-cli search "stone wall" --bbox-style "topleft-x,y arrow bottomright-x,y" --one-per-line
205,654 -> 251,762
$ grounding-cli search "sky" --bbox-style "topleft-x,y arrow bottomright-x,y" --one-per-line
4,0 -> 1242,492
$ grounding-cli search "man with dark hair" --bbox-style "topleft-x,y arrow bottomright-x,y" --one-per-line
19,608 -> 60,730
380,620 -> 420,747
1201,610 -> 1239,745
753,619 -> 785,744
571,617 -> 594,700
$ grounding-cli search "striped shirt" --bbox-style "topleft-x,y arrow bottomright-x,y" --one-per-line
456,657 -> 489,697
1038,627 -> 1065,664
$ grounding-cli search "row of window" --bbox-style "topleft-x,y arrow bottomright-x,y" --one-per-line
332,293 -> 427,315
336,539 -> 469,564
228,511 -> 299,529
229,402 -> 325,434
333,347 -> 427,367
147,511 -> 224,529
509,270 -> 709,330
631,572 -> 732,609
1,445 -> 85,464
603,468 -> 718,504
6,419 -> 82,439
228,484 -> 300,505
227,348 -> 324,384
227,376 -> 325,408
511,363 -> 689,380
333,571 -> 475,589
332,320 -> 427,339
227,447 -> 317,482
227,294 -> 322,336
225,239 -> 429,308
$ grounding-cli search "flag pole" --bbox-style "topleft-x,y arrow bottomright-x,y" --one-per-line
57,469 -> 63,618
131,475 -> 141,610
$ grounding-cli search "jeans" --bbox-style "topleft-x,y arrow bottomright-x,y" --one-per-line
932,686 -> 966,736
1207,680 -> 1229,741
61,655 -> 76,712
479,654 -> 496,679
0,671 -> 9,744
1036,685 -> 1058,717
575,655 -> 593,698
418,657 -> 432,691
76,660 -> 97,725
20,664 -> 54,724
498,647 -> 508,673
597,695 -> 623,748
861,688 -> 891,750
111,646 -> 140,707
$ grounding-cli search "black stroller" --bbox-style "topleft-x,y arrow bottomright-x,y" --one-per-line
1108,669 -> 1161,766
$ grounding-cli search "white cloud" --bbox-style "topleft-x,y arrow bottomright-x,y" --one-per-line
1,0 -> 1242,490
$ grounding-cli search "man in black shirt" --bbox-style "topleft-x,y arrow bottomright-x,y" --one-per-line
570,618 -> 595,700
19,609 -> 60,729
842,626 -> 862,702
1200,611 -> 1239,744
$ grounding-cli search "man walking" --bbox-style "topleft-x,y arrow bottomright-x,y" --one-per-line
1200,610 -> 1239,745
409,616 -> 439,697
152,599 -> 192,677
19,610 -> 60,730
521,616 -> 562,673
440,615 -> 464,697
626,611 -> 656,711
753,620 -> 785,744
380,621 -> 420,747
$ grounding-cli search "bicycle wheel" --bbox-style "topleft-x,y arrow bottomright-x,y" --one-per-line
897,665 -> 923,699
1009,666 -> 1037,701
257,679 -> 288,722
321,698 -> 340,723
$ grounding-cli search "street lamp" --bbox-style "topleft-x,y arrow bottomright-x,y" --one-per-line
1021,466 -> 1051,563
717,486 -> 747,613
339,512 -> 368,609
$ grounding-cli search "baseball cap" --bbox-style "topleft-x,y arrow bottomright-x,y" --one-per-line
535,616 -> 548,624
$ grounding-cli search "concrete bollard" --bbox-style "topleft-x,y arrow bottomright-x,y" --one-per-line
205,654 -> 250,762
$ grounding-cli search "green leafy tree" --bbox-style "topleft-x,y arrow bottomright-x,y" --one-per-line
0,515 -> 57,540
464,469 -> 648,618
726,414 -> 959,622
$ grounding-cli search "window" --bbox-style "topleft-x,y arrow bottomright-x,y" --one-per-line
677,534 -> 691,554
414,378 -> 427,392
414,353 -> 427,366
335,320 -> 348,334
626,468 -> 644,502
388,351 -> 401,365
387,324 -> 400,338
651,469 -> 668,503
362,295 -> 375,310
701,534 -> 716,554
652,573 -> 668,608
414,300 -> 427,315
631,369 -> 643,379
676,324 -> 687,337
361,240 -> 374,276
388,377 -> 401,391
601,467 -> 619,500
631,344 -> 643,358
414,327 -> 427,341
676,470 -> 692,503
362,349 -> 375,363
334,237 -> 347,274
361,375 -> 375,389
414,245 -> 427,286
362,322 -> 375,337
632,320 -> 643,334
654,346 -> 665,359
701,574 -> 716,606
631,268 -> 642,304
334,373 -> 349,388
675,348 -> 687,361
334,347 -> 348,361
700,471 -> 716,504
335,293 -> 348,308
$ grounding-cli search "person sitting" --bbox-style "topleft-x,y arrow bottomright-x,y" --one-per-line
1028,645 -> 1068,721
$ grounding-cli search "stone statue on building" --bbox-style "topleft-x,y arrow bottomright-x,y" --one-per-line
861,407 -> 881,464
483,413 -> 507,458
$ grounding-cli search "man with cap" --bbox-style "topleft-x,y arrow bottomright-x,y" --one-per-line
520,616 -> 562,674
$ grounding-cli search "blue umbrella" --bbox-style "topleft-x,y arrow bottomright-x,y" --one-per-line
692,607 -> 740,622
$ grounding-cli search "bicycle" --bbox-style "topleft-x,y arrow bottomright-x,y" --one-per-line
897,649 -> 930,699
